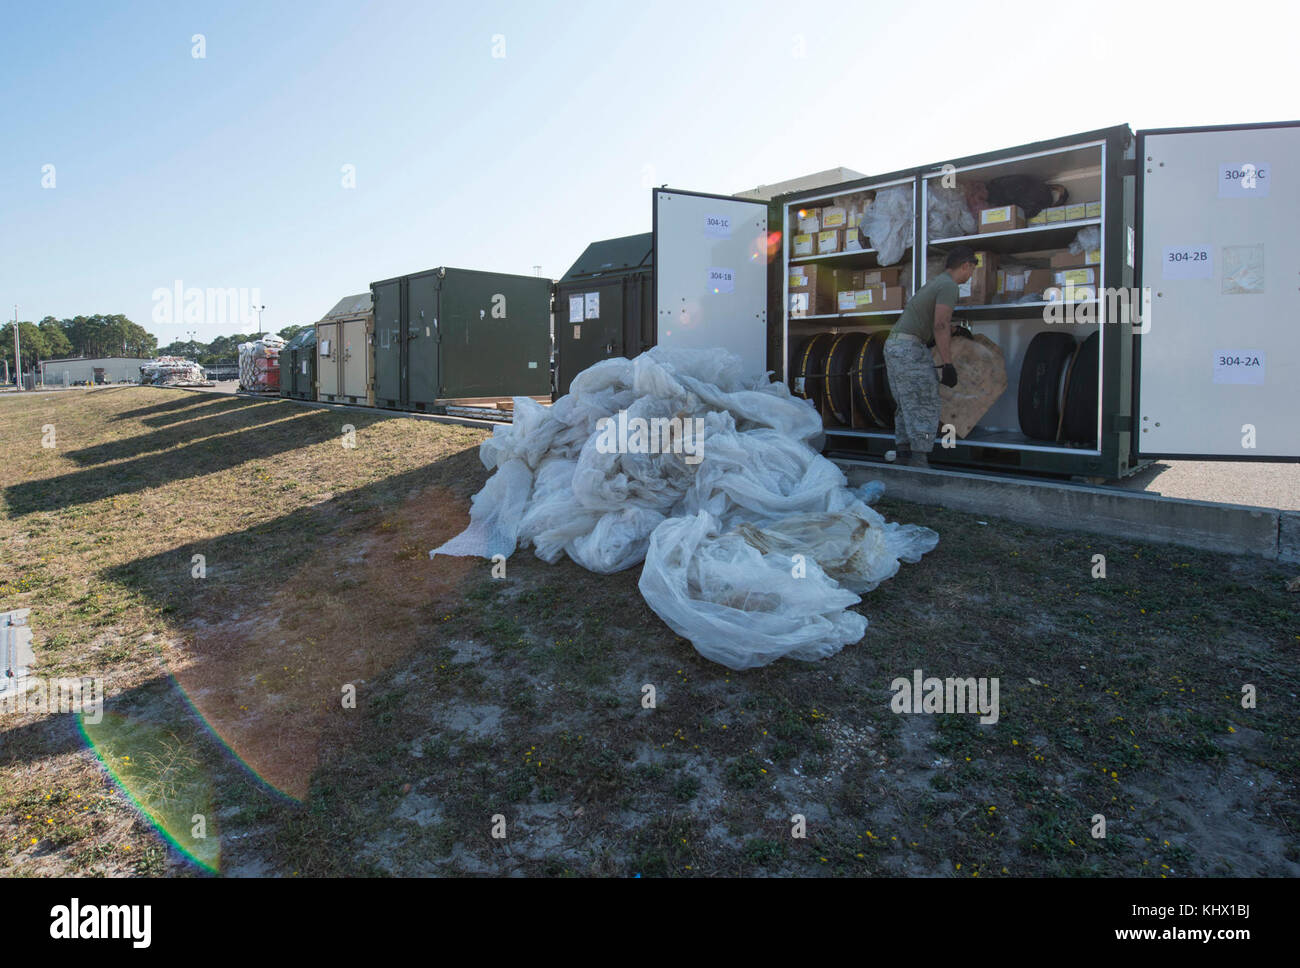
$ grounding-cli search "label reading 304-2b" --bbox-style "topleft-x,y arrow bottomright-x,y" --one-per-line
1162,245 -> 1213,280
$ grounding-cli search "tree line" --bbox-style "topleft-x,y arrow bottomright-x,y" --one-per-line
1,315 -> 157,373
2,316 -> 308,373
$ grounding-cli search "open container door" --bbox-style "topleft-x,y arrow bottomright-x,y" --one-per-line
653,188 -> 770,380
1136,120 -> 1300,461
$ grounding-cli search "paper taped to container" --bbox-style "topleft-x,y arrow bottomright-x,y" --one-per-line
932,333 -> 1007,438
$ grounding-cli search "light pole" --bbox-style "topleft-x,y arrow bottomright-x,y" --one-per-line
12,305 -> 19,391
253,305 -> 265,337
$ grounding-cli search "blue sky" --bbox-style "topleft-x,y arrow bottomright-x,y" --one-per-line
2,0 -> 1295,346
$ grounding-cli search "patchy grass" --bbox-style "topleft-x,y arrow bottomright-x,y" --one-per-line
1,386 -> 1296,877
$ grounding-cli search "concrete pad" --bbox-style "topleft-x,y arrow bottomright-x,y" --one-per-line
839,460 -> 1287,561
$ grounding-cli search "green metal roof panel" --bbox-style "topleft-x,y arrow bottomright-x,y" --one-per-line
561,233 -> 653,281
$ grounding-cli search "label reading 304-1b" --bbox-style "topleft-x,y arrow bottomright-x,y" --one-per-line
708,267 -> 735,294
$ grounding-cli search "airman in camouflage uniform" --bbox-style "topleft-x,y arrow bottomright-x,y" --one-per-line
884,246 -> 977,467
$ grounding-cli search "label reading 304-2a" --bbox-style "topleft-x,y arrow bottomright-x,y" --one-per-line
1213,350 -> 1265,385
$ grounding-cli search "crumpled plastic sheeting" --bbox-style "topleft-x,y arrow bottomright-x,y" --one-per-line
861,185 -> 915,266
1069,225 -> 1101,255
430,347 -> 939,669
928,183 -> 976,240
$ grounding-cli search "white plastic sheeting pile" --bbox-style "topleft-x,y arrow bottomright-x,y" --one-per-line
431,347 -> 939,670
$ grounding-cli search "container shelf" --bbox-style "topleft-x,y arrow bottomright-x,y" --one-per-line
790,248 -> 892,265
952,298 -> 1100,320
929,218 -> 1100,254
790,310 -> 903,321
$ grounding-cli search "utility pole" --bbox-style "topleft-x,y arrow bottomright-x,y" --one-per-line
12,305 -> 19,391
253,305 -> 265,337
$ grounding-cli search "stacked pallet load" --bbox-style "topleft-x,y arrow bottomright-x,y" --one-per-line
238,335 -> 286,393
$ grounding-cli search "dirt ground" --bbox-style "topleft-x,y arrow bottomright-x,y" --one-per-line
1,386 -> 1296,877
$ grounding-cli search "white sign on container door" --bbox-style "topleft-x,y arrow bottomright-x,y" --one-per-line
1213,350 -> 1265,385
569,296 -> 583,323
584,292 -> 600,319
1218,162 -> 1270,198
704,214 -> 732,239
708,267 -> 735,294
1162,245 -> 1213,279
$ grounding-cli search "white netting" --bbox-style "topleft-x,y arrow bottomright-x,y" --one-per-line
431,347 -> 939,670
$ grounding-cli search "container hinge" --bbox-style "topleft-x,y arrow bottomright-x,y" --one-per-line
1119,158 -> 1138,177
1111,414 -> 1134,434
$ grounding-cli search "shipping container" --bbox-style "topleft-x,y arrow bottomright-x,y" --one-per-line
649,120 -> 1300,478
280,327 -> 317,401
370,267 -> 550,412
554,233 -> 653,396
315,293 -> 373,406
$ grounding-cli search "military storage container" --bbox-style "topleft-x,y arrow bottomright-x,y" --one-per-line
370,267 -> 551,412
554,234 -> 653,396
280,327 -> 318,400
649,119 -> 1300,478
315,293 -> 374,406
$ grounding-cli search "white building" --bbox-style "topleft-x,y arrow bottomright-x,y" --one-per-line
39,357 -> 154,386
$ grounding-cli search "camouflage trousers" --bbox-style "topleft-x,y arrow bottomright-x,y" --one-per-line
883,334 -> 940,452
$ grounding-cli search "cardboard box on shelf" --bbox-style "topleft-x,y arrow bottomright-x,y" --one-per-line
1050,248 -> 1104,269
1065,202 -> 1088,222
860,266 -> 902,287
958,250 -> 998,304
875,286 -> 905,311
1085,200 -> 1102,218
844,227 -> 865,251
797,209 -> 821,234
1023,269 -> 1055,296
789,292 -> 812,318
1043,206 -> 1067,223
1027,210 -> 1048,225
820,206 -> 848,231
793,233 -> 816,257
817,229 -> 844,254
979,205 -> 1025,233
792,265 -> 836,315
1054,267 -> 1098,287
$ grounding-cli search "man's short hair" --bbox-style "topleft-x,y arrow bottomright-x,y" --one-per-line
945,246 -> 977,269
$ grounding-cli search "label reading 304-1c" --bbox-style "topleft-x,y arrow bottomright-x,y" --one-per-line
704,215 -> 732,239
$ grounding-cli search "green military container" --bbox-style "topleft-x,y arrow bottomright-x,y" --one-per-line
554,233 -> 653,396
371,267 -> 552,412
280,327 -> 317,401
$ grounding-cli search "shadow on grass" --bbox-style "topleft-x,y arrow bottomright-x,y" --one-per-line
111,391 -> 214,421
4,404 -> 400,516
98,447 -> 483,801
65,399 -> 300,467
